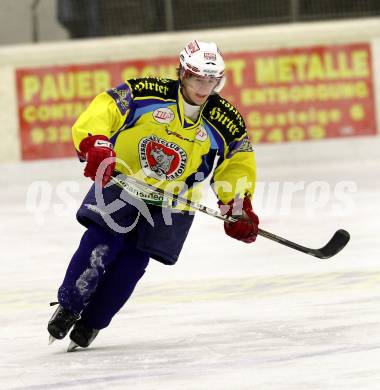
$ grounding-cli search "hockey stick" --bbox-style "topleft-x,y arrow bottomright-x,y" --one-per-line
110,175 -> 350,259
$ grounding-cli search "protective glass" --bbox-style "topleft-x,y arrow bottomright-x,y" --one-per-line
185,75 -> 221,94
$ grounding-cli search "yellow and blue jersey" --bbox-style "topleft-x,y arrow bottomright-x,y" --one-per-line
72,77 -> 256,205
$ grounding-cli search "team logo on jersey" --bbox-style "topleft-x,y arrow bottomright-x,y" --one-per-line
153,108 -> 175,124
195,126 -> 208,142
139,135 -> 187,180
228,137 -> 254,158
107,84 -> 132,115
235,137 -> 254,152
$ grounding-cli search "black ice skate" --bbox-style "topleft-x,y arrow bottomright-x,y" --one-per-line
47,305 -> 80,344
67,319 -> 99,352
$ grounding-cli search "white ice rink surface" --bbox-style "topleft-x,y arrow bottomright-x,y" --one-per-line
1,136 -> 380,390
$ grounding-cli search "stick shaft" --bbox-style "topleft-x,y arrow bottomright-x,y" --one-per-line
110,175 -> 349,259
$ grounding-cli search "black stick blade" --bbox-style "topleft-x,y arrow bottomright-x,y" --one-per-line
313,229 -> 350,259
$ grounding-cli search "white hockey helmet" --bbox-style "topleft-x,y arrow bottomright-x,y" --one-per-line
179,40 -> 226,93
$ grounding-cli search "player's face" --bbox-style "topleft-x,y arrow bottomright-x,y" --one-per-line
181,75 -> 219,105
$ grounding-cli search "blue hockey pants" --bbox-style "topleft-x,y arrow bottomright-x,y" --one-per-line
57,223 -> 150,329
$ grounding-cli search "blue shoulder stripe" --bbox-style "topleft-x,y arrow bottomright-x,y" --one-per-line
133,101 -> 175,119
203,120 -> 225,155
109,100 -> 175,144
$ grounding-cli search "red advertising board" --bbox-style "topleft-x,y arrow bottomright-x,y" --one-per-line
16,42 -> 376,160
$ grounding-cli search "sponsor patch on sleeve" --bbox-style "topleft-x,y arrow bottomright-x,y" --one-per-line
227,137 -> 254,158
107,83 -> 132,115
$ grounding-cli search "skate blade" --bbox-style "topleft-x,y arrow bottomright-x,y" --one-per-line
48,335 -> 57,345
67,341 -> 79,352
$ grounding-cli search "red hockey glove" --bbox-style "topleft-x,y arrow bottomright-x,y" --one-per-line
219,197 -> 259,243
79,135 -> 116,187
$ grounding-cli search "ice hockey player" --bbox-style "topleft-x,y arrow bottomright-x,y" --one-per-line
47,39 -> 260,351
